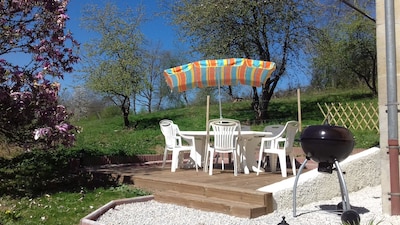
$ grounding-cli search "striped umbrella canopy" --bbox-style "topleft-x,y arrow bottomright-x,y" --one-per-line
163,58 -> 276,92
163,58 -> 276,118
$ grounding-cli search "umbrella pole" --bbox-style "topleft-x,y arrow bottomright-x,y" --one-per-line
206,95 -> 210,127
203,95 -> 210,172
202,95 -> 210,172
297,88 -> 302,131
218,78 -> 222,119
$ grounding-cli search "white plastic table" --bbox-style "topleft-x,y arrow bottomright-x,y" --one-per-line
180,130 -> 272,174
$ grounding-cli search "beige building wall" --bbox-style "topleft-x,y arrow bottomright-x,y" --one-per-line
376,0 -> 400,215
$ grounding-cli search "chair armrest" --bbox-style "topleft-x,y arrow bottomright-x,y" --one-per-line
261,136 -> 280,142
275,137 -> 287,148
178,133 -> 195,145
175,136 -> 183,146
276,137 -> 286,143
261,136 -> 284,149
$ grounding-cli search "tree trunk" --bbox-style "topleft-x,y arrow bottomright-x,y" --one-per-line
147,90 -> 152,113
183,92 -> 189,105
251,77 -> 280,121
251,87 -> 261,120
260,87 -> 272,121
122,110 -> 130,127
121,96 -> 130,127
133,93 -> 138,115
228,86 -> 234,100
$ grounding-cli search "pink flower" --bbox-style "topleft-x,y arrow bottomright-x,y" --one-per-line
35,72 -> 43,79
33,127 -> 51,140
10,92 -> 21,100
2,0 -> 79,149
35,55 -> 43,61
55,123 -> 69,133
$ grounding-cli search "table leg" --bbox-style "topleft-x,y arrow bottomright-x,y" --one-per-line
244,137 -> 265,173
189,136 -> 205,169
238,139 -> 249,174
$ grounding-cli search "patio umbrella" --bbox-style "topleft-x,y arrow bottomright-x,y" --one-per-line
163,58 -> 276,118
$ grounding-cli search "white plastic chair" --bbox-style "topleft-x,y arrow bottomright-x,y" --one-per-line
206,118 -> 241,176
159,119 -> 198,172
263,124 -> 285,135
241,125 -> 251,131
256,121 -> 299,177
262,124 -> 285,152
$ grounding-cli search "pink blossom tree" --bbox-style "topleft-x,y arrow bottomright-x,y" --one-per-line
0,0 -> 80,150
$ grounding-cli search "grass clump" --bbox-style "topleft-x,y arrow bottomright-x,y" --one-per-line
342,218 -> 385,225
0,185 -> 149,225
0,149 -> 150,225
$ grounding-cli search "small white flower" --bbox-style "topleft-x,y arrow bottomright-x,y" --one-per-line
34,130 -> 40,140
41,216 -> 46,221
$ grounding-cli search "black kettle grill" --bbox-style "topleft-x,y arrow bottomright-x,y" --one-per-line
300,124 -> 354,173
293,124 -> 360,225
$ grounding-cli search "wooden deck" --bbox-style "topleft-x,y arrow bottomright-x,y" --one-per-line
90,147 -> 316,189
88,155 -> 311,218
86,147 -> 366,218
81,164 -> 298,222
113,165 -> 293,190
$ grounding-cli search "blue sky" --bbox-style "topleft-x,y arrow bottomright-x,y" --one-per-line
63,0 -> 181,89
63,0 -> 281,103
63,0 -> 308,92
67,1 -> 178,50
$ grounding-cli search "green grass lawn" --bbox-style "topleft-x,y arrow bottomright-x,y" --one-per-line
0,185 -> 149,225
71,88 -> 379,156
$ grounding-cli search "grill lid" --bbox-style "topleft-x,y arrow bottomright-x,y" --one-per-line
300,124 -> 355,165
300,124 -> 354,141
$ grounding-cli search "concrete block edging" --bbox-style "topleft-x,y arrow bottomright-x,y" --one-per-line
257,147 -> 381,210
80,195 -> 154,225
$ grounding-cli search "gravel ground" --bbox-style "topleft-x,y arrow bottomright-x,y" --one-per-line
97,185 -> 400,225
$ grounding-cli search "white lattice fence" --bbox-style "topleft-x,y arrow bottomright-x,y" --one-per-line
317,102 -> 379,132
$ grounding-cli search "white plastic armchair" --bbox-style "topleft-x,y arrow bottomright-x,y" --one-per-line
205,118 -> 241,176
159,119 -> 198,172
263,124 -> 285,135
257,121 -> 299,177
262,124 -> 285,151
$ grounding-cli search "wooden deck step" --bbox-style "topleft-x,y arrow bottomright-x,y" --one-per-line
133,175 -> 273,218
155,190 -> 270,218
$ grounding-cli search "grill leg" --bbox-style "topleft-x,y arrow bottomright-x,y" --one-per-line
334,160 -> 351,211
293,158 -> 309,217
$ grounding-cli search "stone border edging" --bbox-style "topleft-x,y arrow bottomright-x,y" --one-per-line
80,195 -> 154,225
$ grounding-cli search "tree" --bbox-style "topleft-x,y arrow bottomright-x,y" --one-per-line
137,46 -> 164,113
165,0 -> 320,120
310,1 -> 377,94
155,51 -> 180,110
137,48 -> 190,112
81,2 -> 145,127
60,86 -> 111,119
0,0 -> 80,150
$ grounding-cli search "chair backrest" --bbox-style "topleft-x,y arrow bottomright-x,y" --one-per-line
241,125 -> 251,131
209,119 -> 240,152
282,121 -> 299,153
159,119 -> 178,149
263,124 -> 285,137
